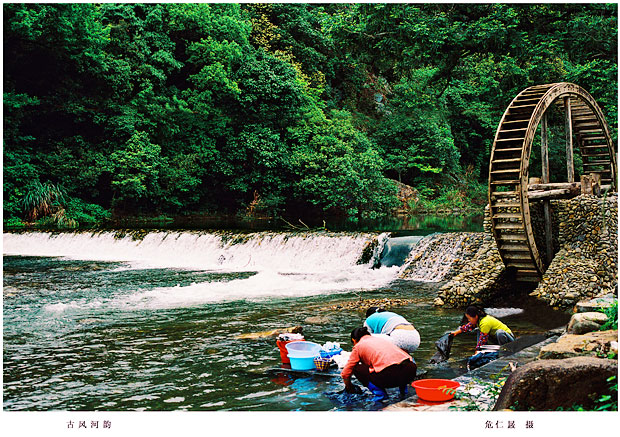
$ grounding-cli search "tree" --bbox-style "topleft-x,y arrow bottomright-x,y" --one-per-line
110,131 -> 162,210
3,3 -> 616,225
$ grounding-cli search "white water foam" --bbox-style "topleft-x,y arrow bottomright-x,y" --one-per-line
485,307 -> 524,318
43,302 -> 82,314
4,231 -> 401,310
3,231 -> 377,272
110,267 -> 400,310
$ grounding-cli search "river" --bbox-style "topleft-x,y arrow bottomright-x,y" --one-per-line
2,229 -> 569,411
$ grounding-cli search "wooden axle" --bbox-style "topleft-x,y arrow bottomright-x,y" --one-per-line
526,174 -> 604,198
527,188 -> 571,200
527,182 -> 580,191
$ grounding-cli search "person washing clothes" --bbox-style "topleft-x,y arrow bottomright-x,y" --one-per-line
364,307 -> 420,353
341,327 -> 417,401
450,305 -> 515,351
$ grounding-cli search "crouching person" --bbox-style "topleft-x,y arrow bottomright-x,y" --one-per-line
341,327 -> 417,401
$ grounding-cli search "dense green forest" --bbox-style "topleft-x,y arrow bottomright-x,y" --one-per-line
3,3 -> 617,227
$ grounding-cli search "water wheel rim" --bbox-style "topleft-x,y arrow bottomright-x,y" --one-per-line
488,83 -> 617,279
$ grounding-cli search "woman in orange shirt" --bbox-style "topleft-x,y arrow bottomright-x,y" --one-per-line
341,327 -> 417,401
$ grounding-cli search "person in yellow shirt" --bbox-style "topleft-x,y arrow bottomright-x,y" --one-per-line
450,305 -> 514,351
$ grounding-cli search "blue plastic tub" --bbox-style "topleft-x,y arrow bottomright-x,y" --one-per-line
286,341 -> 322,371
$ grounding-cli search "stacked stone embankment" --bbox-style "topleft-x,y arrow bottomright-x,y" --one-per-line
530,194 -> 618,310
435,194 -> 618,310
434,206 -> 508,307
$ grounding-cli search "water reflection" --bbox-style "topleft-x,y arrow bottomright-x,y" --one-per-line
100,213 -> 485,234
3,250 -> 568,411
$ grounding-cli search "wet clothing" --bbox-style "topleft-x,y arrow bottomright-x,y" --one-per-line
429,333 -> 454,364
467,350 -> 499,370
364,311 -> 420,353
341,335 -> 416,389
460,315 -> 514,350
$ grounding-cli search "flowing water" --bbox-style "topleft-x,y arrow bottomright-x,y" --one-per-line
2,230 -> 569,411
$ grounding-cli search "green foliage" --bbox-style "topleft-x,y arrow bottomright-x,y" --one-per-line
110,131 -> 162,209
21,181 -> 67,222
3,3 -> 617,221
290,109 -> 399,219
41,210 -> 78,229
4,217 -> 26,229
450,370 -> 509,411
599,301 -> 619,331
15,180 -> 105,228
411,166 -> 488,213
64,198 -> 111,226
594,376 -> 618,411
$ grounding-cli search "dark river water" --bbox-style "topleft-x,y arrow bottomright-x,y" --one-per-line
2,230 -> 569,411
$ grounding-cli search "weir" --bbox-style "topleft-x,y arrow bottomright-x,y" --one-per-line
399,233 -> 484,282
3,231 -> 480,283
2,231 -> 380,273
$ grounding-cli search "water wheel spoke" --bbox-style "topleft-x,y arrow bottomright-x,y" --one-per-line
583,152 -> 613,158
500,244 -> 530,251
492,159 -> 521,165
583,160 -> 611,165
491,191 -> 520,198
581,144 -> 608,149
495,138 -> 525,143
490,180 -> 520,186
495,223 -> 525,230
493,149 -> 522,155
493,213 -> 523,220
574,122 -> 601,128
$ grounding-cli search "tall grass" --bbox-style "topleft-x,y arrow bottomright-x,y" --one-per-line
21,181 -> 66,221
21,181 -> 77,227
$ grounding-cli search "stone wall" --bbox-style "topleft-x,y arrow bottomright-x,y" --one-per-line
434,208 -> 509,307
435,194 -> 618,311
531,194 -> 618,310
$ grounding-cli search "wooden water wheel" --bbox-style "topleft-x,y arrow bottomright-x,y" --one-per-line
488,83 -> 617,282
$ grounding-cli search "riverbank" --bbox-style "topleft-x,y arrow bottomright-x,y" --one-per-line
386,333 -> 561,411
387,295 -> 618,412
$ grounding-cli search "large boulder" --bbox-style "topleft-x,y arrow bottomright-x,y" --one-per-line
538,330 -> 617,359
493,357 -> 617,411
567,312 -> 609,334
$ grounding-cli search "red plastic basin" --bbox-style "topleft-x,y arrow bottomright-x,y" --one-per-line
412,379 -> 460,402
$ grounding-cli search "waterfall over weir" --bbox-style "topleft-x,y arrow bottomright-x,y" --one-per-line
399,232 -> 484,282
374,235 -> 424,268
3,231 -> 403,304
2,231 -> 478,305
3,231 -> 382,272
